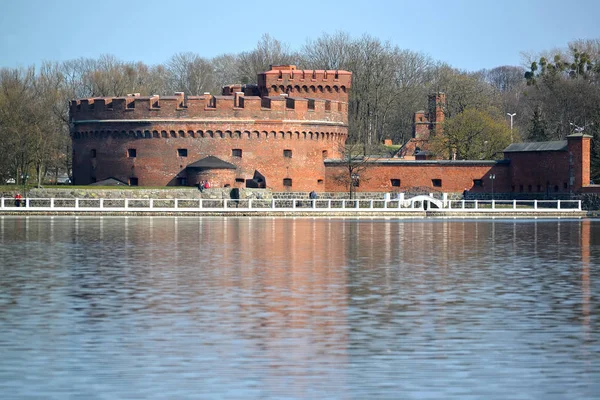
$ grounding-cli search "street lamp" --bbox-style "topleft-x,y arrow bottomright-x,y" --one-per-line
489,174 -> 496,200
507,113 -> 516,142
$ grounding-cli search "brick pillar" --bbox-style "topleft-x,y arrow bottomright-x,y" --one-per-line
567,133 -> 592,191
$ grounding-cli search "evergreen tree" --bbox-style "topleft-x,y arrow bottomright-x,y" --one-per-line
528,108 -> 549,142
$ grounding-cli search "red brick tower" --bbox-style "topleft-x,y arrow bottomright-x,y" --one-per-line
568,132 -> 593,191
69,66 -> 352,191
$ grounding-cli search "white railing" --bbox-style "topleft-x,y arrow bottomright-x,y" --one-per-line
0,197 -> 583,213
444,199 -> 582,212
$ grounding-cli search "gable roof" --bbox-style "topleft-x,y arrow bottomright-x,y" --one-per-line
504,140 -> 567,153
89,177 -> 128,186
186,156 -> 236,169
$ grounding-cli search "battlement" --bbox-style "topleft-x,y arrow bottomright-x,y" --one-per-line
70,65 -> 351,124
70,91 -> 348,124
258,65 -> 352,102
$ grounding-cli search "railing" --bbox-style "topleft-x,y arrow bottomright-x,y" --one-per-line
445,199 -> 582,211
0,197 -> 583,213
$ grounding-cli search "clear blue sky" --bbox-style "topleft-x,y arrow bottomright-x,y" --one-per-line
1,0 -> 599,71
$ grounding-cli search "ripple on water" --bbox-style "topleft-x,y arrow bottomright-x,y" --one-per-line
0,216 -> 599,399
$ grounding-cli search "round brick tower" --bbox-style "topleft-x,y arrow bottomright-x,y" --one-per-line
70,65 -> 352,191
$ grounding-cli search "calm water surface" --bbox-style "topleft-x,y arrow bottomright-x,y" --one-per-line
0,216 -> 599,399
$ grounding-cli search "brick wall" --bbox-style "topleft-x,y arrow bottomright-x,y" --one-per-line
324,160 -> 510,193
72,126 -> 345,190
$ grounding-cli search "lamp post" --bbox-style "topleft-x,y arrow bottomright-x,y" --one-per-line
507,113 -> 516,142
489,174 -> 496,200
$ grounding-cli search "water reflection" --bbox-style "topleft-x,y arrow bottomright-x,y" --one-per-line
0,217 -> 598,399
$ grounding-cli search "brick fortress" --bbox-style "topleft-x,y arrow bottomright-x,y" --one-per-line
70,65 -> 596,197
70,65 -> 351,191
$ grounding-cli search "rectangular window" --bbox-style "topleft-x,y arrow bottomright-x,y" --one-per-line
432,179 -> 442,187
317,179 -> 324,185
129,177 -> 138,186
235,178 -> 245,183
473,179 -> 483,187
283,178 -> 292,187
91,149 -> 97,158
391,179 -> 401,187
519,185 -> 524,192
283,149 -> 292,158
322,150 -> 328,158
127,148 -> 137,158
178,148 -> 188,157
564,182 -> 568,189
537,185 -> 542,192
176,177 -> 187,186
232,149 -> 242,157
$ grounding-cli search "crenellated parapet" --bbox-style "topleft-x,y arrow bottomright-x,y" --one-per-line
70,92 -> 348,125
258,65 -> 352,102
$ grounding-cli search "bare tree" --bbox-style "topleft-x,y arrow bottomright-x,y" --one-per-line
301,31 -> 354,70
331,141 -> 381,199
212,53 -> 241,90
166,52 -> 216,95
237,34 -> 297,84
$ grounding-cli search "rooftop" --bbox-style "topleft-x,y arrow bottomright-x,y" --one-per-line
186,156 -> 237,170
504,140 -> 567,153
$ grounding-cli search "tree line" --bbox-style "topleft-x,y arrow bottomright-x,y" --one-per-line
1,33 -> 599,185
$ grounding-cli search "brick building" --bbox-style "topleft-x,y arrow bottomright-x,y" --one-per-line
70,65 -> 352,191
397,93 -> 446,159
70,66 -> 594,196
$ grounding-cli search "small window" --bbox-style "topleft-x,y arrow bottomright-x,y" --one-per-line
283,149 -> 292,158
519,185 -> 524,192
129,177 -> 138,186
235,178 -> 245,183
554,185 -> 559,192
283,178 -> 292,187
528,185 -> 532,192
473,179 -> 483,187
232,149 -> 242,157
178,148 -> 188,157
176,177 -> 187,186
391,179 -> 401,187
432,179 -> 442,187
317,179 -> 324,185
91,149 -> 97,158
322,150 -> 328,158
564,182 -> 568,189
511,185 -> 515,192
127,148 -> 137,158
537,185 -> 542,192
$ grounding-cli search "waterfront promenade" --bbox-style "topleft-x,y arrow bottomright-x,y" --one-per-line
0,196 -> 585,217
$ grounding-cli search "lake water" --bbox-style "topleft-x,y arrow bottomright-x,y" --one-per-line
0,216 -> 599,399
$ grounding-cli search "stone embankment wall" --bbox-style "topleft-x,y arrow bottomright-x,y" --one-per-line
10,188 -> 453,201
